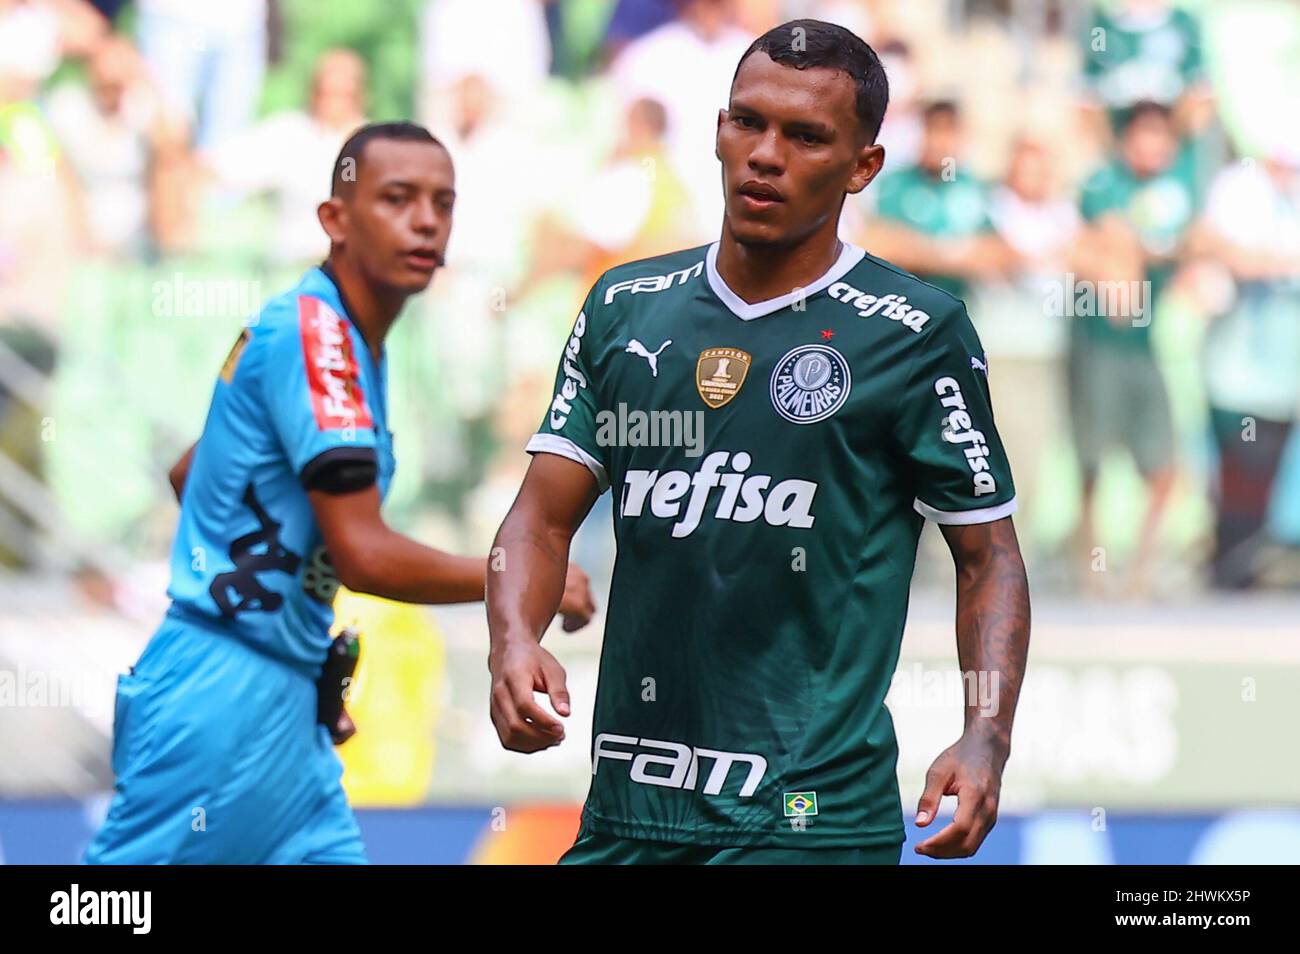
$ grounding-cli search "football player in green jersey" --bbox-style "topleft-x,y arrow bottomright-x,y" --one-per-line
487,19 -> 1031,864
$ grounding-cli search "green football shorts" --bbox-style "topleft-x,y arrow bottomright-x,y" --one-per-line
559,824 -> 903,865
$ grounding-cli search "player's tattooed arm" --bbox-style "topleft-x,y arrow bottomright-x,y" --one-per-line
945,516 -> 1030,752
486,454 -> 600,753
168,441 -> 197,502
914,516 -> 1030,858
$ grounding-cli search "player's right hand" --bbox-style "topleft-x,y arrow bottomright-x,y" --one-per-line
558,563 -> 596,632
489,640 -> 569,753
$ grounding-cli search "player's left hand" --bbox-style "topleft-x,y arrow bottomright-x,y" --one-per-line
913,731 -> 1007,858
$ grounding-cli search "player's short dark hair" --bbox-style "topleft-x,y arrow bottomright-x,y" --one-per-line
733,19 -> 890,144
1121,99 -> 1173,132
331,121 -> 443,197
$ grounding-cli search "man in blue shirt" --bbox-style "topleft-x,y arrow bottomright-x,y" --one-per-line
86,122 -> 595,864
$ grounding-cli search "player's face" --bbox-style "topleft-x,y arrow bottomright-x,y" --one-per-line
339,139 -> 455,293
717,52 -> 883,247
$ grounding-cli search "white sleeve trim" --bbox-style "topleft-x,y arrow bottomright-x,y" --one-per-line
526,433 -> 610,493
913,496 -> 1018,525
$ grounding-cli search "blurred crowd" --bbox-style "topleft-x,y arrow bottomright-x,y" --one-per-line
1,0 -> 1299,602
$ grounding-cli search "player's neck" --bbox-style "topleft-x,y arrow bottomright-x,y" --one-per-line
323,256 -> 405,361
715,224 -> 844,305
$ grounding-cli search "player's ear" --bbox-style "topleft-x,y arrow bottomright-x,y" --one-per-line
716,108 -> 727,161
318,197 -> 347,245
847,141 -> 885,195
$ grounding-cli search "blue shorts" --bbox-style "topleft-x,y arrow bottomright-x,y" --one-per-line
85,619 -> 366,864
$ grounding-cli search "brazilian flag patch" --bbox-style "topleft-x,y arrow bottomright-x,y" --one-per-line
784,792 -> 818,817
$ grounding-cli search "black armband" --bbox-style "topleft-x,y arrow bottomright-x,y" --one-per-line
300,447 -> 378,494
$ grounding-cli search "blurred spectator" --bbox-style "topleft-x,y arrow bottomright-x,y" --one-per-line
872,39 -> 921,170
205,48 -> 367,268
0,119 -> 73,566
524,96 -> 694,293
990,138 -> 1084,286
412,72 -> 540,501
420,0 -> 550,103
1081,0 -> 1213,138
1192,143 -> 1300,588
976,137 -> 1082,541
136,0 -> 268,150
542,0 -> 625,79
1,1 -> 109,103
45,34 -> 173,258
864,100 -> 1014,300
0,0 -> 61,98
1070,99 -> 1196,594
84,0 -> 128,22
809,0 -> 874,38
602,0 -> 678,58
0,125 -> 70,345
434,73 -> 536,282
609,0 -> 751,241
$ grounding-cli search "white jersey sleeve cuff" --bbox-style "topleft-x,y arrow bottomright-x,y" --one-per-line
913,496 -> 1018,525
526,433 -> 610,493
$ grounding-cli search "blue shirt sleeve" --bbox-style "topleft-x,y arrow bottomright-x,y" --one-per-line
259,293 -> 379,486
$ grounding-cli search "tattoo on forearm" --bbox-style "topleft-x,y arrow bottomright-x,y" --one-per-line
944,519 -> 1031,753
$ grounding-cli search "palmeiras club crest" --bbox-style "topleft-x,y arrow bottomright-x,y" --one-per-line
769,344 -> 851,424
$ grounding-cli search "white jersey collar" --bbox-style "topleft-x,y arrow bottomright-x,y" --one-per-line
705,240 -> 866,320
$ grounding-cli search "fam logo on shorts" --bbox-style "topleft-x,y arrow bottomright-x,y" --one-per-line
696,347 -> 751,409
769,344 -> 851,424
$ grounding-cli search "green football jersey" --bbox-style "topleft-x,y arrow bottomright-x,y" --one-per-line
1083,6 -> 1203,125
873,165 -> 992,301
529,241 -> 1017,847
1077,152 -> 1198,350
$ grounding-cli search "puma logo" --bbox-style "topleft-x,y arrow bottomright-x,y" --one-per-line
970,354 -> 988,375
626,338 -> 672,377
